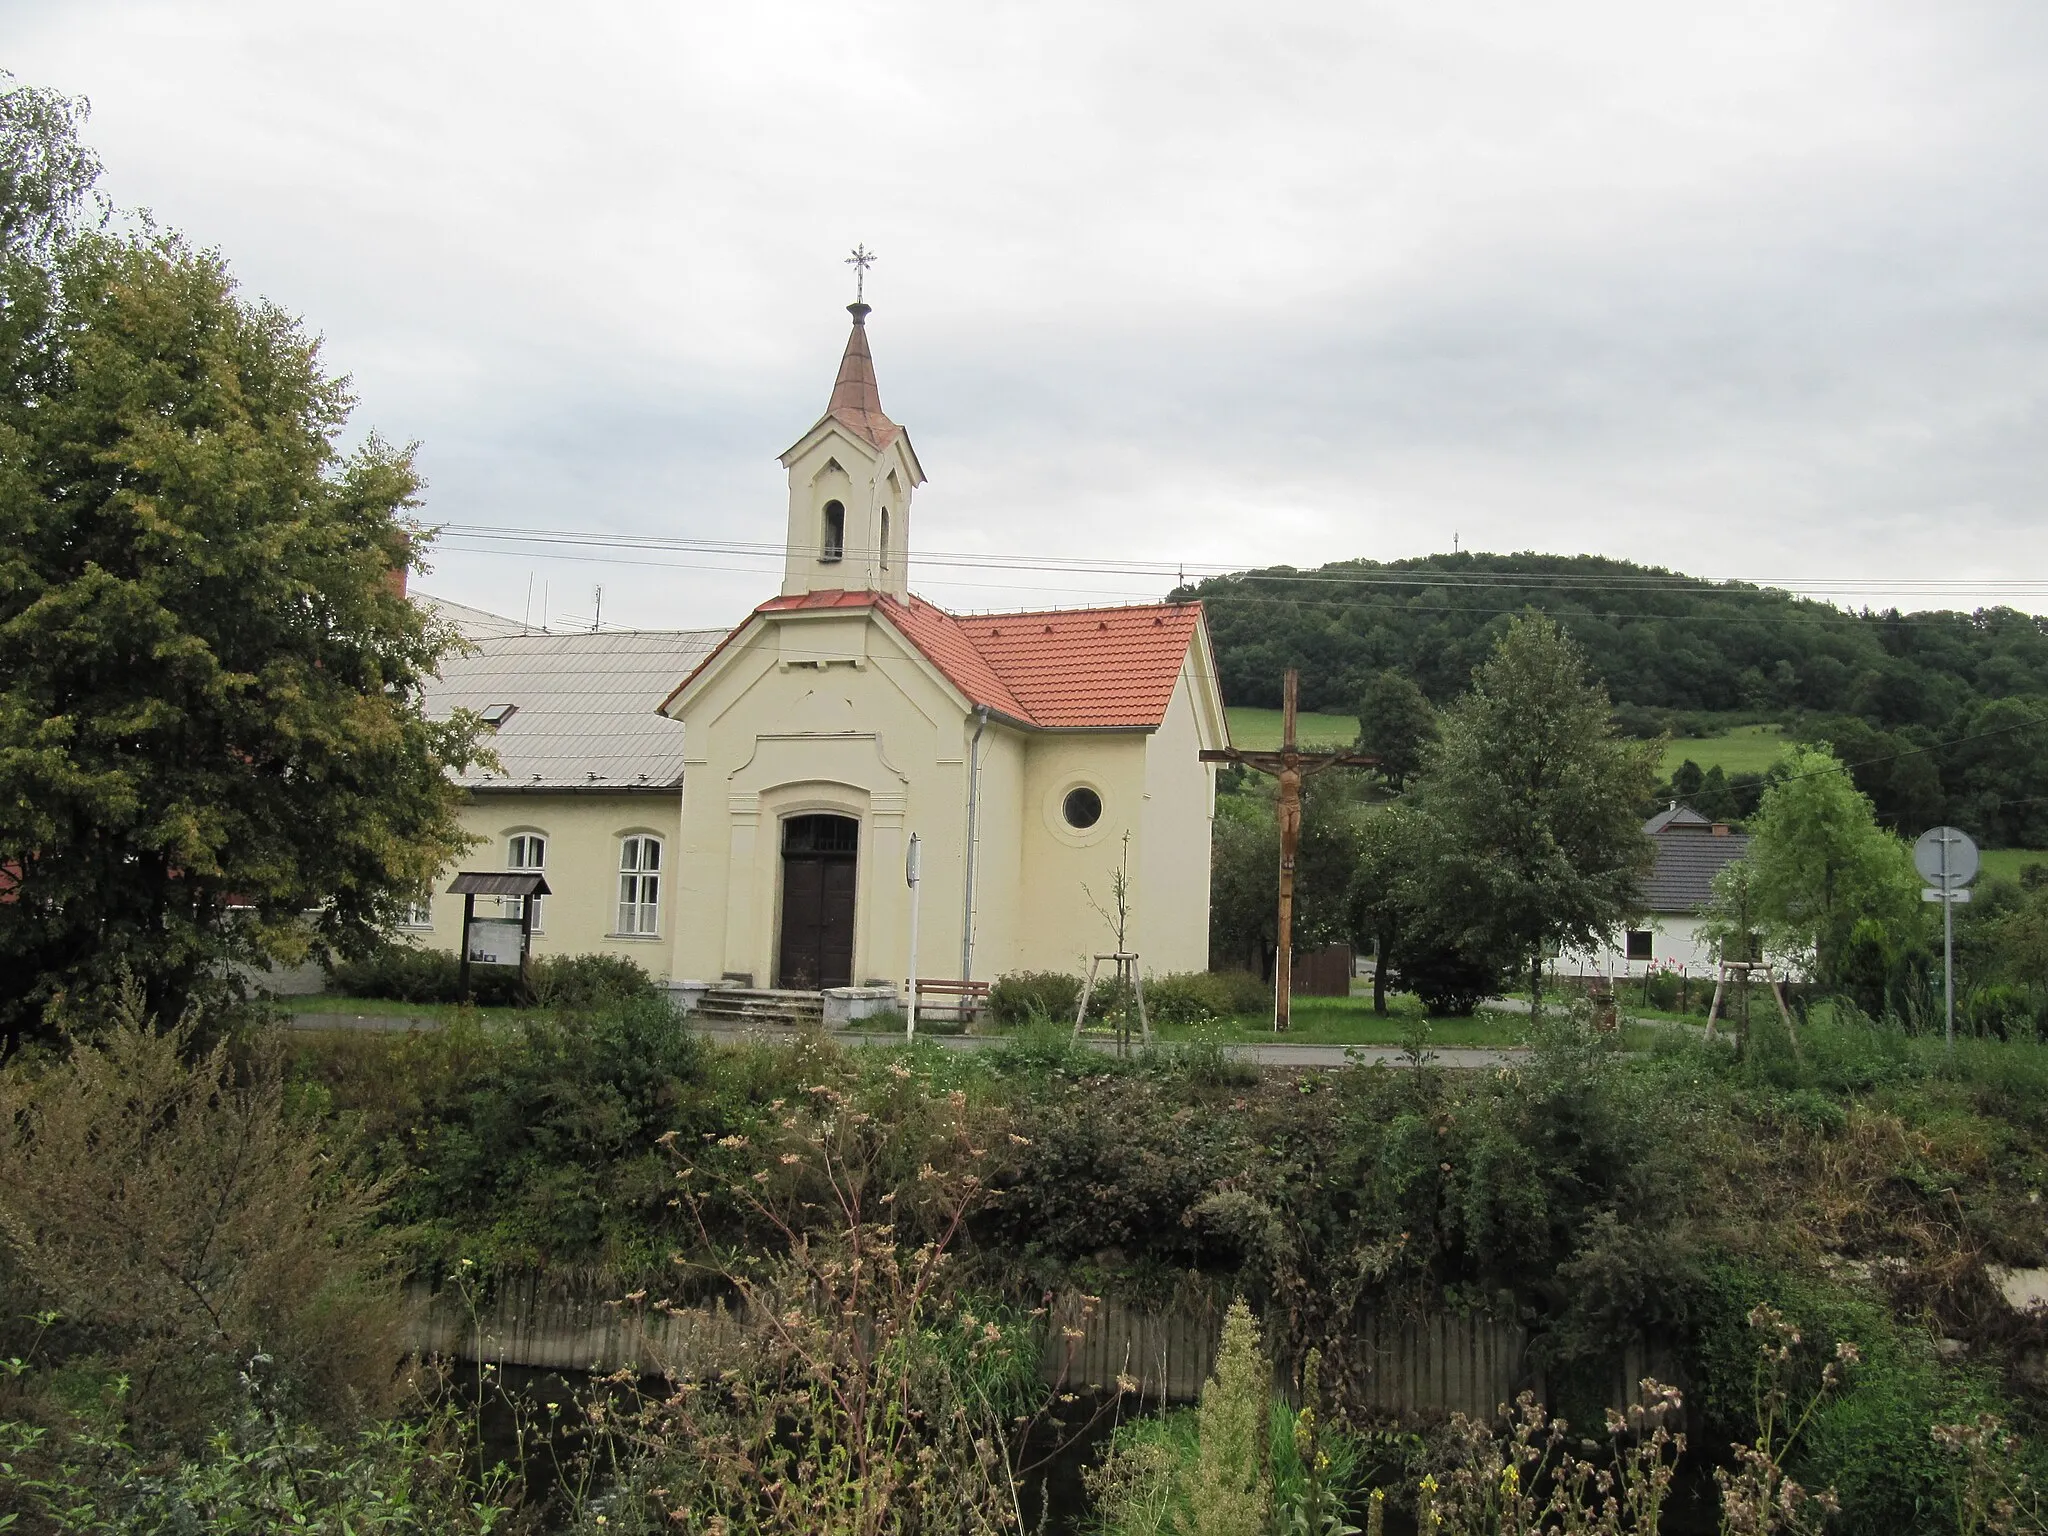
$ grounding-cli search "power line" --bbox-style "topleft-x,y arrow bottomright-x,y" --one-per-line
431,520 -> 2048,600
431,535 -> 2048,634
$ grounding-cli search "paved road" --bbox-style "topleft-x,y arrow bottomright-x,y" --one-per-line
280,1010 -> 1526,1070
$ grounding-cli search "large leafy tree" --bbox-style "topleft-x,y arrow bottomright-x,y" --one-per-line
1355,669 -> 1435,790
0,79 -> 481,1034
1740,743 -> 1921,986
1406,614 -> 1660,1008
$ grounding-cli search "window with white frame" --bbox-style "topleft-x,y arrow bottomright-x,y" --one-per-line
617,835 -> 661,936
400,891 -> 434,929
506,833 -> 546,928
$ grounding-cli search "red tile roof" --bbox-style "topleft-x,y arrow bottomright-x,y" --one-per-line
749,590 -> 1205,729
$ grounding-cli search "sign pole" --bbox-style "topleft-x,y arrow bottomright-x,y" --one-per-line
459,891 -> 476,1002
905,833 -> 922,1043
1914,827 -> 1978,1051
1943,832 -> 1955,1050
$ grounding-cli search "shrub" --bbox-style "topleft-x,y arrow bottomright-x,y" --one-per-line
1191,1299 -> 1271,1536
0,994 -> 399,1439
325,944 -> 657,1010
295,993 -> 707,1271
327,941 -> 469,1003
1396,941 -> 1498,1016
1964,982 -> 2048,1042
989,970 -> 1083,1024
1144,971 -> 1267,1025
533,952 -> 657,1010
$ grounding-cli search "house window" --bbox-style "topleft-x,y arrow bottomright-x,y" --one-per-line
1625,930 -> 1653,962
821,500 -> 845,562
618,835 -> 661,936
506,833 -> 546,928
400,892 -> 434,929
1062,786 -> 1103,829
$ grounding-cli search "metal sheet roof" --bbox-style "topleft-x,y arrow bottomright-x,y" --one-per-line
417,596 -> 723,790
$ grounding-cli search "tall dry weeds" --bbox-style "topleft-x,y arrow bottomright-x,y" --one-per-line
0,992 -> 401,1439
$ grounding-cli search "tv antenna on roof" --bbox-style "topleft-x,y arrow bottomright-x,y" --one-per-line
845,243 -> 876,303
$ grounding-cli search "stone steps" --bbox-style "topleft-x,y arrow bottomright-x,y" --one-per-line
692,987 -> 825,1029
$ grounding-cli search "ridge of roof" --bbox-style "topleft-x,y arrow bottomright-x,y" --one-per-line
1644,803 -> 1716,834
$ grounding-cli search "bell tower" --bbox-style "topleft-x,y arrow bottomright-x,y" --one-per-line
777,299 -> 924,602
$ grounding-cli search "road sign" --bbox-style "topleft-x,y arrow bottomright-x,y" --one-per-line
1914,827 -> 1979,888
1914,826 -> 1979,1050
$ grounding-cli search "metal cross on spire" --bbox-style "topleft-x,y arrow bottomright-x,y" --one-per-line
845,243 -> 877,303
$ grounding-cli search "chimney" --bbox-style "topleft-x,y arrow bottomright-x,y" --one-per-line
1712,823 -> 1730,836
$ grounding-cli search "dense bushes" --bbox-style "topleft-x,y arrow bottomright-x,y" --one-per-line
989,969 -> 1268,1026
987,969 -> 1082,1023
293,994 -> 705,1272
1140,970 -> 1269,1024
0,1001 -> 401,1445
270,1004 -> 2048,1531
325,942 -> 658,1009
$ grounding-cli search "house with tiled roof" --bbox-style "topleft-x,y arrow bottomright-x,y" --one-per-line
659,301 -> 1229,991
1562,802 -> 1751,980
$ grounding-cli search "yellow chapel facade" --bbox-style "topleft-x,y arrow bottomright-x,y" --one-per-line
661,300 -> 1229,994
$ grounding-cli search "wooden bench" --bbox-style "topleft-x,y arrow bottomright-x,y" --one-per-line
912,979 -> 991,1027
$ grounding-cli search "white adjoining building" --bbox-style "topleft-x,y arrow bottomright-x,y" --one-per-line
1560,803 -> 1751,981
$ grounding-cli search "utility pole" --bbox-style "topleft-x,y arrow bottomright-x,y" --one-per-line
1201,669 -> 1376,1031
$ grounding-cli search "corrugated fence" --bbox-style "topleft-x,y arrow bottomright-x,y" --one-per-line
409,1275 -> 1669,1419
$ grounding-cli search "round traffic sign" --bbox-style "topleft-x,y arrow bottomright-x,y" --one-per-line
1914,826 -> 1979,888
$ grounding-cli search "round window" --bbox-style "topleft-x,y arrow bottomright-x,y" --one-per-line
1062,786 -> 1103,829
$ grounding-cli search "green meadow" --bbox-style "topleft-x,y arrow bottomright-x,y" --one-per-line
1658,721 -> 1792,777
1224,705 -> 1365,749
1980,847 -> 2048,883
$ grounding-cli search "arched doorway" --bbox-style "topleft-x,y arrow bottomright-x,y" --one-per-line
777,813 -> 858,989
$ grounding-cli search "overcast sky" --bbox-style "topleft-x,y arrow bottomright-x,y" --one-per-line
9,1 -> 2048,630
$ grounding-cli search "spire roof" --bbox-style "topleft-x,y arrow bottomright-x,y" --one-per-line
821,302 -> 901,450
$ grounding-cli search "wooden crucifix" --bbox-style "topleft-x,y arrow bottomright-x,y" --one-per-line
1201,669 -> 1376,1032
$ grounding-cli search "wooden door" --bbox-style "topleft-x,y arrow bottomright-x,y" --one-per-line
777,814 -> 858,989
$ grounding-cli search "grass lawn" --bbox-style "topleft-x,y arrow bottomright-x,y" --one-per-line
1659,722 -> 1791,778
1225,705 -> 1360,750
1979,848 -> 2048,884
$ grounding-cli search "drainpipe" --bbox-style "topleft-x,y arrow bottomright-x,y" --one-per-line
959,705 -> 989,982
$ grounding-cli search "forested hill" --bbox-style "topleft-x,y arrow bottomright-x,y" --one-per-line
1184,552 -> 2048,727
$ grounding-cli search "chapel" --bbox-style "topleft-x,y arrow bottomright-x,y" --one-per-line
658,300 -> 1230,994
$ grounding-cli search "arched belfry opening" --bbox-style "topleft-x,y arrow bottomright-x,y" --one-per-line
821,500 -> 845,562
777,814 -> 858,989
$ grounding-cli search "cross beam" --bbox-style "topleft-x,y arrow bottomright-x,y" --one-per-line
1201,669 -> 1376,1031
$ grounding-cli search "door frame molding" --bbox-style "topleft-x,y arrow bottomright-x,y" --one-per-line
724,736 -> 910,992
